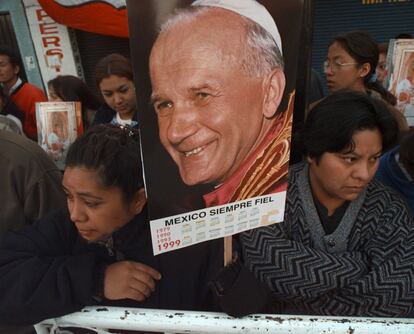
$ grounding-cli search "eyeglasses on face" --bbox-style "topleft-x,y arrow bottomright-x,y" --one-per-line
323,59 -> 358,73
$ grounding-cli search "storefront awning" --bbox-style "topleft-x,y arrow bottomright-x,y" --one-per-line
37,0 -> 128,37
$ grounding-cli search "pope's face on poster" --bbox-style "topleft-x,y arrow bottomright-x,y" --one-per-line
149,6 -> 285,186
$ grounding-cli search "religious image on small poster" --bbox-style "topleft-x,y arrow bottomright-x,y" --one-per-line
127,0 -> 307,255
386,39 -> 414,127
36,101 -> 83,169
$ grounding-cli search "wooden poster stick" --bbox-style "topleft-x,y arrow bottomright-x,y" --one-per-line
224,236 -> 233,266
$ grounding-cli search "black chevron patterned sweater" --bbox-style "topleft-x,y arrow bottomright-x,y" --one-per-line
241,162 -> 414,317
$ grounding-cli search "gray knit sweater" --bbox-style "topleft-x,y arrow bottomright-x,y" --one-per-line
241,162 -> 414,317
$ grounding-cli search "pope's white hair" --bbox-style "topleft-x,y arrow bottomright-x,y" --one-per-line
159,6 -> 284,77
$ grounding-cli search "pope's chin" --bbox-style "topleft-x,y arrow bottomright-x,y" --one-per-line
170,145 -> 224,185
178,167 -> 214,186
177,159 -> 227,186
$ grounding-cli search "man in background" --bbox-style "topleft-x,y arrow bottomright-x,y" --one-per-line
0,46 -> 47,140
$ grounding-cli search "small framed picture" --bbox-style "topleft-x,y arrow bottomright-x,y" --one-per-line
387,39 -> 414,127
36,101 -> 83,169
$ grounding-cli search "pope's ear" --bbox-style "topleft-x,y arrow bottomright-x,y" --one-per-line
131,187 -> 147,215
263,68 -> 286,118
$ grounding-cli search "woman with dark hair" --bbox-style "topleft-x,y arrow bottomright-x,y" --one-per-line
324,31 -> 408,131
233,91 -> 414,317
48,75 -> 102,129
0,124 -> 221,326
92,53 -> 138,128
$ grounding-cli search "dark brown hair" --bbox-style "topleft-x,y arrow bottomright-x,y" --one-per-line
377,42 -> 388,55
0,46 -> 20,68
66,124 -> 143,202
302,90 -> 399,161
95,53 -> 133,87
330,31 -> 397,106
48,75 -> 101,110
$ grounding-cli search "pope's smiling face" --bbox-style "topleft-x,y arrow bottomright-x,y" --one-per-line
150,10 -> 275,186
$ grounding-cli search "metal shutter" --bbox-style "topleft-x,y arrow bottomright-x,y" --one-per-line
74,29 -> 131,94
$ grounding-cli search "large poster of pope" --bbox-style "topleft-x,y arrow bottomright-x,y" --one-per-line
127,0 -> 306,255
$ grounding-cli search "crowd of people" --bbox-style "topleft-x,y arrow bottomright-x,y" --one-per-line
0,49 -> 138,141
0,0 -> 413,333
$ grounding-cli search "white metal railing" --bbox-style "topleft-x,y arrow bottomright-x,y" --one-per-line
35,306 -> 414,334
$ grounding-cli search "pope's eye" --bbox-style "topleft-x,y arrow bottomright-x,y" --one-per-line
157,101 -> 172,109
196,92 -> 209,98
154,100 -> 173,116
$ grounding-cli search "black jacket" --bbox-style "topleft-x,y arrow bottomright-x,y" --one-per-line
91,104 -> 138,128
0,208 -> 222,325
0,100 -> 25,126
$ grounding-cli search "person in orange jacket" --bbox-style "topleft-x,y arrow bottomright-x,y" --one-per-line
0,46 -> 47,140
